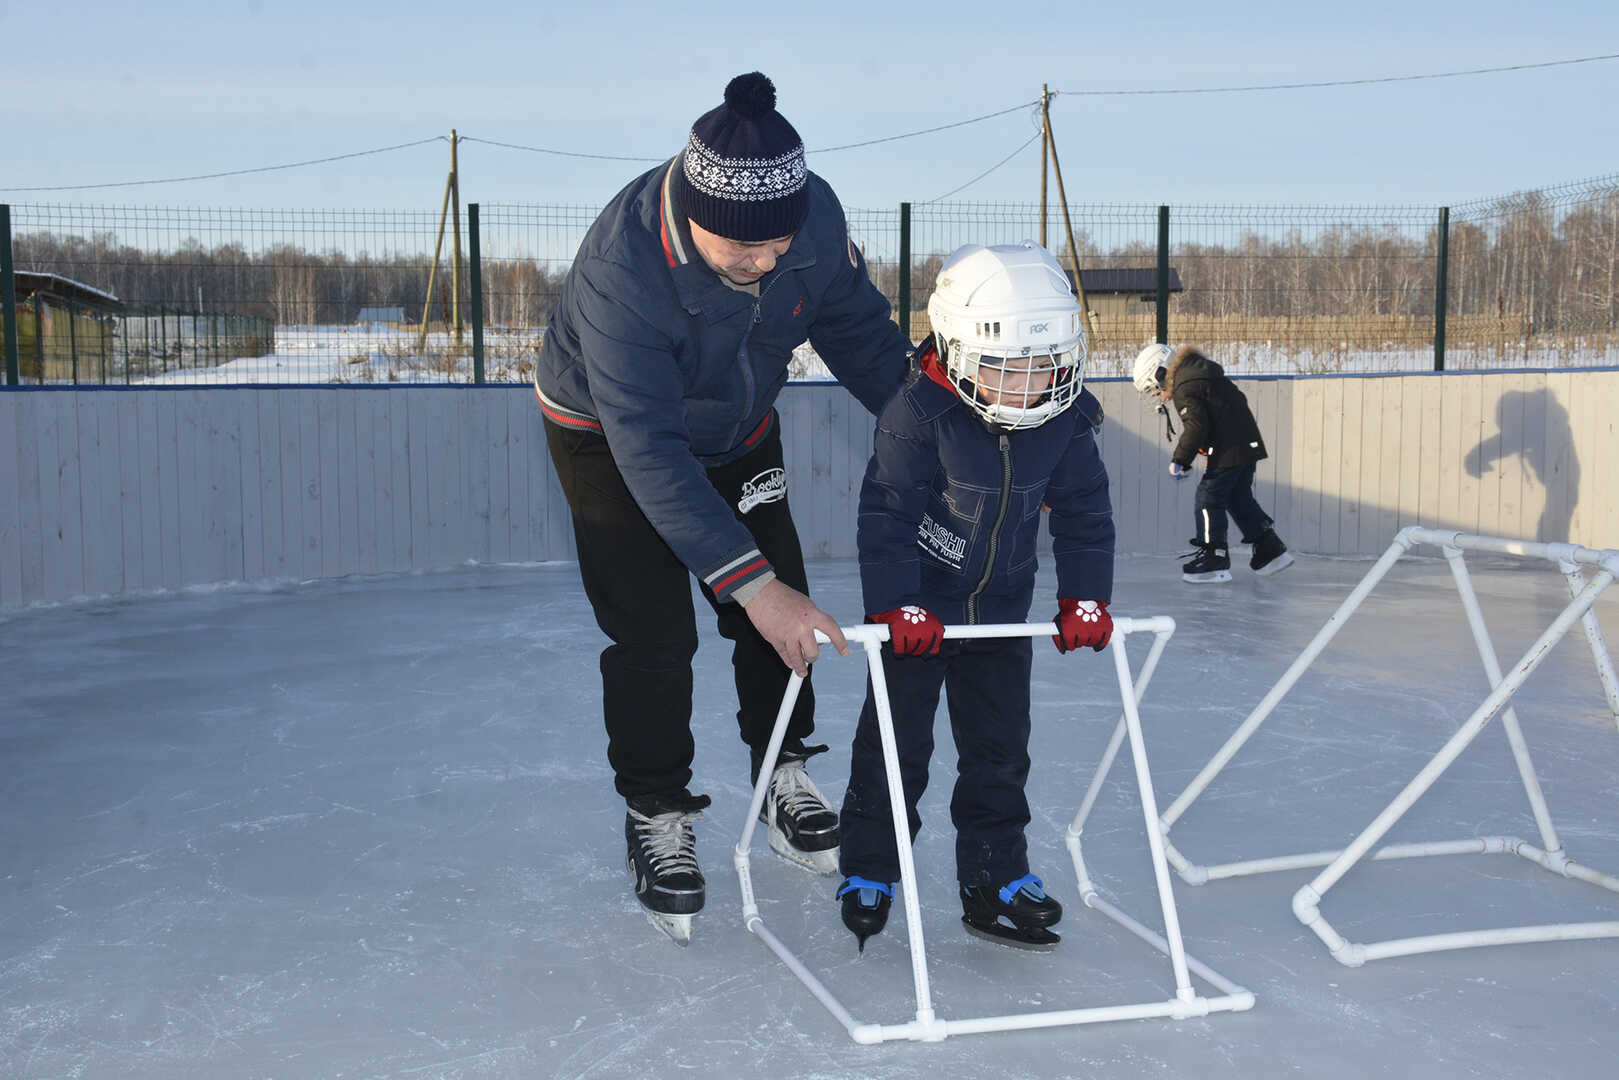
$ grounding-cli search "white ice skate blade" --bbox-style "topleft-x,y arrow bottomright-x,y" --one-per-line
1181,570 -> 1232,583
1254,552 -> 1295,576
767,827 -> 840,875
644,908 -> 693,946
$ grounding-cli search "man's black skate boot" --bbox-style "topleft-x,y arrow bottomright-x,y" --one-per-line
836,876 -> 893,953
1250,528 -> 1294,576
1181,541 -> 1232,584
757,745 -> 840,875
625,790 -> 712,946
959,874 -> 1063,951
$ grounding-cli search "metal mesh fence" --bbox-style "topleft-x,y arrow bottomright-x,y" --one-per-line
6,204 -> 474,383
5,172 -> 1618,386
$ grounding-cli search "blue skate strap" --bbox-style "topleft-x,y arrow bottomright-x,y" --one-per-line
998,874 -> 1045,905
838,876 -> 893,900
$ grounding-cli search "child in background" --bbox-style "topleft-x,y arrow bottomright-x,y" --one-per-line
1132,343 -> 1293,582
835,242 -> 1116,952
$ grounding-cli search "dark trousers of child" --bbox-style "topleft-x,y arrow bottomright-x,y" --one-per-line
838,636 -> 1034,889
544,416 -> 816,801
1194,463 -> 1274,548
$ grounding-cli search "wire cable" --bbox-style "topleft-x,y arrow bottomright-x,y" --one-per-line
1055,52 -> 1619,97
1,137 -> 450,193
813,100 -> 1039,152
920,129 -> 1045,204
457,135 -> 663,163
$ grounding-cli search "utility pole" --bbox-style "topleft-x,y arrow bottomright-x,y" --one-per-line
450,130 -> 463,346
1039,85 -> 1049,250
1040,92 -> 1098,347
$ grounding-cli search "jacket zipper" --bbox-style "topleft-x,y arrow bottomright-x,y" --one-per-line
736,274 -> 788,444
965,434 -> 1013,624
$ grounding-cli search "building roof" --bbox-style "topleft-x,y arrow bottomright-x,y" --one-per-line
1075,268 -> 1183,294
14,271 -> 125,313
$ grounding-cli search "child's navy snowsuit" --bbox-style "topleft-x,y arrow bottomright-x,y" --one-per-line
839,341 -> 1115,888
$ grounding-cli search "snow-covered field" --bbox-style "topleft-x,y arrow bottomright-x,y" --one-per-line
105,325 -> 1619,387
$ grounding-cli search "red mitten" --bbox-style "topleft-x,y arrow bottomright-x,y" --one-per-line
868,606 -> 944,657
1053,598 -> 1112,653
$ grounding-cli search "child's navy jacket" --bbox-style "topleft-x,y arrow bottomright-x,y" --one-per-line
858,343 -> 1116,626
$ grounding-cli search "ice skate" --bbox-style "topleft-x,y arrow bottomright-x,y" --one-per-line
625,791 -> 711,946
759,752 -> 840,875
836,876 -> 893,953
960,874 -> 1063,951
1181,542 -> 1232,584
1250,528 -> 1294,576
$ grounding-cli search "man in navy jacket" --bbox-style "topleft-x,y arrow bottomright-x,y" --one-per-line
535,72 -> 911,942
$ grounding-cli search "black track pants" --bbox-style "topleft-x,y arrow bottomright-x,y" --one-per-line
545,417 -> 816,799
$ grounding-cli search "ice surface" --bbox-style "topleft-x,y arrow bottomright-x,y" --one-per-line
2,554 -> 1617,1078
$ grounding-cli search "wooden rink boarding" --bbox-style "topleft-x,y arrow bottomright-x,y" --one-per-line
1,369 -> 1616,610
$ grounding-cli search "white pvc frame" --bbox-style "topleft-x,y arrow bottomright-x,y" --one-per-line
734,617 -> 1254,1044
1158,527 -> 1619,967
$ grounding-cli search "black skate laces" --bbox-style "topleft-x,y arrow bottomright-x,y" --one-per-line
769,761 -> 833,821
628,808 -> 703,877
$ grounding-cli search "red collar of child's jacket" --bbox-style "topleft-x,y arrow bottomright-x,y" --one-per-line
917,337 -> 956,392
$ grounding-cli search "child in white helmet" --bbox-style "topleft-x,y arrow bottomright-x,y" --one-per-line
1132,343 -> 1293,582
836,241 -> 1116,952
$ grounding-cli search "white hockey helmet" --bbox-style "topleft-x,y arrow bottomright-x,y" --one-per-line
1132,342 -> 1173,395
926,241 -> 1086,431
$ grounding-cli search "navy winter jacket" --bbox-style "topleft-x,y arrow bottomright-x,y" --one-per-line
858,344 -> 1115,626
535,158 -> 911,602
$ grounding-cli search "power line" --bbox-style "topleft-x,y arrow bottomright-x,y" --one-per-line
1055,51 -> 1619,97
6,53 -> 1613,195
457,136 -> 663,163
0,137 -> 450,193
814,101 -> 1039,152
921,130 -> 1044,204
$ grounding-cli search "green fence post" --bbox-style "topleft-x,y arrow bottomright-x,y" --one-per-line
1434,206 -> 1449,372
1156,205 -> 1170,345
898,202 -> 912,342
1,205 -> 18,385
468,202 -> 485,384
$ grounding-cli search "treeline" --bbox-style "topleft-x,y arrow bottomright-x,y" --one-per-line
14,185 -> 1618,336
866,187 -> 1619,337
12,231 -> 569,329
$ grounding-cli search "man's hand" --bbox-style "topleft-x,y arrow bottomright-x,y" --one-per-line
1054,598 -> 1112,653
743,579 -> 849,677
1169,462 -> 1192,479
867,606 -> 945,657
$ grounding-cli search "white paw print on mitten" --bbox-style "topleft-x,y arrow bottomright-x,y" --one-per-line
899,605 -> 928,623
1074,600 -> 1101,623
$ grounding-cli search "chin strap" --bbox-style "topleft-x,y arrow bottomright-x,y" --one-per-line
1156,400 -> 1177,442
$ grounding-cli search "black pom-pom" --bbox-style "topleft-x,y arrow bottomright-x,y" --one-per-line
724,72 -> 777,119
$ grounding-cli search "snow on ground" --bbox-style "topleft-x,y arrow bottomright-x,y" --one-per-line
2,554 -> 1617,1078
106,325 -> 1619,387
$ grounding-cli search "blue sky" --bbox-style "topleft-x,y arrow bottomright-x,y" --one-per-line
3,1 -> 1616,212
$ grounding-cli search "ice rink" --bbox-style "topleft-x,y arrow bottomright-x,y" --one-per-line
3,551 -> 1617,1078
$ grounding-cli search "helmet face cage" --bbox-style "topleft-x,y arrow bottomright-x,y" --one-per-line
927,242 -> 1088,431
940,336 -> 1085,431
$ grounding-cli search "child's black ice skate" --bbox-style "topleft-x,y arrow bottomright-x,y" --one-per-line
836,876 -> 893,953
625,791 -> 712,946
959,874 -> 1063,951
1181,541 -> 1232,584
1250,528 -> 1294,576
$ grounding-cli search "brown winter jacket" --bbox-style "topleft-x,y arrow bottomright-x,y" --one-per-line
1164,347 -> 1268,469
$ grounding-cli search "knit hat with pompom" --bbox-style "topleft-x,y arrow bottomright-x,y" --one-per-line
674,72 -> 809,242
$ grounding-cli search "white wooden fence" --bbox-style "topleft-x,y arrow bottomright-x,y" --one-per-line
2,371 -> 1615,610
